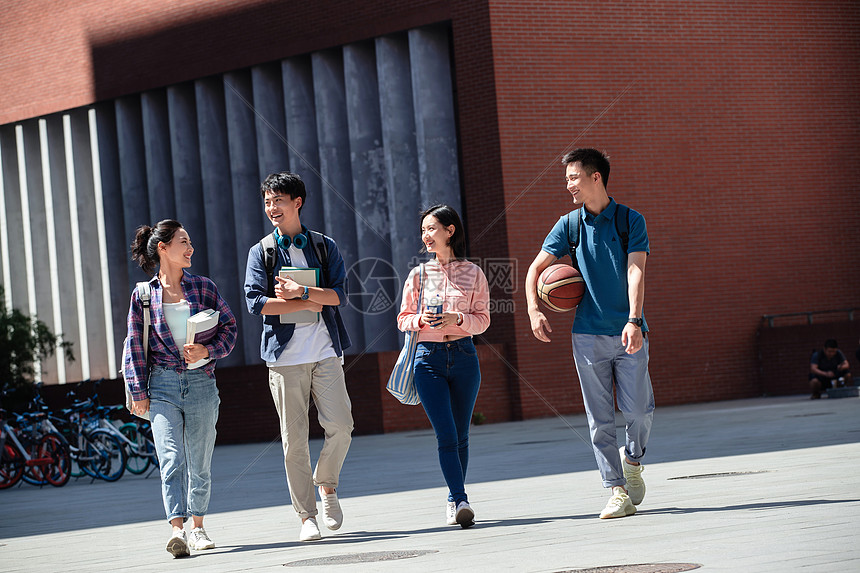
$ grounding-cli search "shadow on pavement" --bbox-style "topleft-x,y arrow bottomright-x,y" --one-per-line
1,395 -> 857,540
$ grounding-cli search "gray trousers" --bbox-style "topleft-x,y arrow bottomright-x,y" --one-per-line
572,333 -> 655,488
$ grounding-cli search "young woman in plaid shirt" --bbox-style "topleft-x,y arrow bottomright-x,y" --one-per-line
123,219 -> 237,558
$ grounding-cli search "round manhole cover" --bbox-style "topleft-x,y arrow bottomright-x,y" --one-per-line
557,564 -> 702,573
668,471 -> 768,480
284,550 -> 438,566
513,439 -> 568,446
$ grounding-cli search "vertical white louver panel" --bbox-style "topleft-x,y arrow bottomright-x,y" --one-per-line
15,125 -> 40,381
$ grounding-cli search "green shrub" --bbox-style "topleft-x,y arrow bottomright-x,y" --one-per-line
0,287 -> 74,412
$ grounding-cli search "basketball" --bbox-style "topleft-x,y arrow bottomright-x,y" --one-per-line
537,264 -> 585,312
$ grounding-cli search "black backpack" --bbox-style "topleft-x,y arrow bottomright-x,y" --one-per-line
567,204 -> 630,269
259,231 -> 330,295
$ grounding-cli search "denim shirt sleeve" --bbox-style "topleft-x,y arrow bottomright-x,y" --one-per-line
320,236 -> 348,305
123,288 -> 149,401
244,243 -> 270,316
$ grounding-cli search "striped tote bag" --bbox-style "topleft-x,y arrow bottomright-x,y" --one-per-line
386,264 -> 425,405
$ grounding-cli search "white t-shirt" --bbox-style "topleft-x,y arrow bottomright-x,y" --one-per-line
163,300 -> 190,346
268,244 -> 337,367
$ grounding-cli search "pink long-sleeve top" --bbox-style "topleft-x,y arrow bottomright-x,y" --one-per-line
397,259 -> 491,341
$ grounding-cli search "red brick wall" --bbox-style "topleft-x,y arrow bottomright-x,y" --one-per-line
6,0 -> 860,430
0,0 -> 452,124
483,0 -> 860,416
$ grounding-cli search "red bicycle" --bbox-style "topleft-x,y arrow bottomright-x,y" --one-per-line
0,409 -> 71,488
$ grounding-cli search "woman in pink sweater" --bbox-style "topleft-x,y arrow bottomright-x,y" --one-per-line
397,204 -> 490,528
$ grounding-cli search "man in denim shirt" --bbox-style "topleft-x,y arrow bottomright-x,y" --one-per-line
244,172 -> 353,542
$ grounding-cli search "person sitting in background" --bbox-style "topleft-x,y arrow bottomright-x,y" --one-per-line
809,339 -> 852,399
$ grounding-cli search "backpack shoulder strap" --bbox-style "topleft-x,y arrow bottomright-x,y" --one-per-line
567,211 -> 582,269
615,204 -> 630,254
417,264 -> 425,311
308,230 -> 330,287
135,282 -> 152,358
260,233 -> 277,296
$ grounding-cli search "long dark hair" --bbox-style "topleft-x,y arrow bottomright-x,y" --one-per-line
420,204 -> 466,260
130,219 -> 183,276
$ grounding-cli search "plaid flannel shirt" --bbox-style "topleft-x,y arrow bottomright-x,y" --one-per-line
123,271 -> 237,401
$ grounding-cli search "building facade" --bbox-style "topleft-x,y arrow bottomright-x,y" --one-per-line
2,1 -> 858,439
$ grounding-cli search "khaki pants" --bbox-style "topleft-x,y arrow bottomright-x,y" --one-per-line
268,356 -> 353,519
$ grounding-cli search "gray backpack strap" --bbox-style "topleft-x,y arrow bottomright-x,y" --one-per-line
567,211 -> 582,270
136,282 -> 152,358
308,230 -> 329,287
260,233 -> 277,296
568,205 -> 630,267
615,204 -> 630,253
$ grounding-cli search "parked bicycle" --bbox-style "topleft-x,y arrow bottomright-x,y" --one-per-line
95,404 -> 158,475
29,385 -> 127,482
0,408 -> 70,488
83,380 -> 158,476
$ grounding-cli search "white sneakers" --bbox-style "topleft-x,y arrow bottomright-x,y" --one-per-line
188,527 -> 216,550
165,529 -> 190,558
598,448 -> 647,519
454,501 -> 475,528
319,486 -> 343,530
299,517 -> 322,542
446,501 -> 457,525
620,446 -> 646,506
298,487 -> 343,541
600,486 -> 636,519
166,526 -> 215,557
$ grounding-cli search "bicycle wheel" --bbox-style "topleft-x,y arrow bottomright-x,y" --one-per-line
61,429 -> 87,478
142,425 -> 159,470
69,450 -> 87,478
39,433 -> 71,487
85,429 -> 127,482
75,444 -> 102,479
119,423 -> 151,475
0,443 -> 24,489
22,438 -> 48,486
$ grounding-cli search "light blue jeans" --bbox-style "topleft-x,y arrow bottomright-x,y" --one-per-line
148,365 -> 220,522
572,333 -> 654,488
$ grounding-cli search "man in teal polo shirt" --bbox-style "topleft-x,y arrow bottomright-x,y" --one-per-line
525,148 -> 654,519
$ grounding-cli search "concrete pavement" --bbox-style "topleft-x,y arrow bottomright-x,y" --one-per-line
2,394 -> 859,572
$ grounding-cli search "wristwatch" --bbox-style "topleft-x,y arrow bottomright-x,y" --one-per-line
627,317 -> 644,328
301,286 -> 310,300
